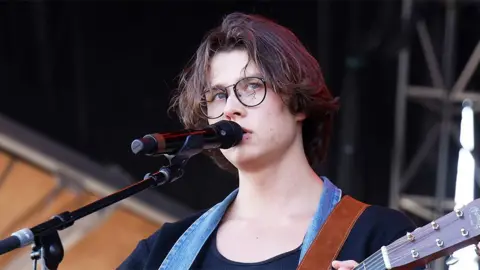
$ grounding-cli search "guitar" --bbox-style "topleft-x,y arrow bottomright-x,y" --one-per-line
353,198 -> 480,269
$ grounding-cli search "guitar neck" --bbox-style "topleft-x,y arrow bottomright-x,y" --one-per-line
351,198 -> 480,270
353,250 -> 386,270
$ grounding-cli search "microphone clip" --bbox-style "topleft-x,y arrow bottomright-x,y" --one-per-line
147,133 -> 205,187
30,230 -> 64,270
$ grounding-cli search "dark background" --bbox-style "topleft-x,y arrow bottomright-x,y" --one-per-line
1,0 -> 479,223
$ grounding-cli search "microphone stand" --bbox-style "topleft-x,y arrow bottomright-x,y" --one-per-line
0,134 -> 206,270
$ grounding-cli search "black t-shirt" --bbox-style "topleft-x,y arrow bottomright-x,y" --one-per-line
118,204 -> 427,270
193,228 -> 301,269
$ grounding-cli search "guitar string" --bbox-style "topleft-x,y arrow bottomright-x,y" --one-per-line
368,234 -> 434,269
389,215 -> 461,265
360,251 -> 388,270
351,251 -> 379,270
350,207 -> 471,270
385,214 -> 464,268
356,234 -> 423,269
354,250 -> 391,270
351,212 -> 463,269
348,234 -> 421,269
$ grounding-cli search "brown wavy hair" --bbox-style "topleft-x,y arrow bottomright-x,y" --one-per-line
169,12 -> 339,173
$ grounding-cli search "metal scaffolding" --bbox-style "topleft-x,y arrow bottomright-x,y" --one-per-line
389,0 -> 480,268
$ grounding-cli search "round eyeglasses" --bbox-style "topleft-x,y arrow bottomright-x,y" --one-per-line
200,77 -> 267,119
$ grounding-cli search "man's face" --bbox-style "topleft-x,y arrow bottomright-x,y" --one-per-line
207,49 -> 305,170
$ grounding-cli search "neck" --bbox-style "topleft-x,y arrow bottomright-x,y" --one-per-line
228,137 -> 324,221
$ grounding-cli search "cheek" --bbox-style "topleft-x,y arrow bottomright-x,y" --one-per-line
263,125 -> 283,147
258,105 -> 292,141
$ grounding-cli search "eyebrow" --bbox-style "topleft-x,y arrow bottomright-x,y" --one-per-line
210,73 -> 263,89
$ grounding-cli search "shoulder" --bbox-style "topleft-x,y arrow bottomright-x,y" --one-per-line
118,210 -> 206,270
357,204 -> 417,233
158,210 -> 206,238
337,203 -> 417,263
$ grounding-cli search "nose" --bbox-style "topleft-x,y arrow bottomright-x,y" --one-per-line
223,92 -> 246,121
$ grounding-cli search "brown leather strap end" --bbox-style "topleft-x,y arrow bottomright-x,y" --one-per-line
297,196 -> 369,270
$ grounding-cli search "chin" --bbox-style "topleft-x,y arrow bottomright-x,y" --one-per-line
222,148 -> 267,170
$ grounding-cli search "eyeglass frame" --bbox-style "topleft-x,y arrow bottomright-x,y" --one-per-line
200,76 -> 268,119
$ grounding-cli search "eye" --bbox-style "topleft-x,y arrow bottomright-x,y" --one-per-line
237,78 -> 263,94
246,82 -> 261,91
205,89 -> 227,102
212,92 -> 227,100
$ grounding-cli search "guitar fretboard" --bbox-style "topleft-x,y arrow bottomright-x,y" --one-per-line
352,250 -> 385,270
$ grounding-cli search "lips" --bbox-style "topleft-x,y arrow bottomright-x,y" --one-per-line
241,127 -> 252,134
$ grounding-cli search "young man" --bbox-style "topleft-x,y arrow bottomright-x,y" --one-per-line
119,12 -> 422,270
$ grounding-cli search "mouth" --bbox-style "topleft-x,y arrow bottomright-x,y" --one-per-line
241,127 -> 252,134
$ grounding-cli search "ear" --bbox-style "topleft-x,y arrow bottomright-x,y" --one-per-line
295,111 -> 306,122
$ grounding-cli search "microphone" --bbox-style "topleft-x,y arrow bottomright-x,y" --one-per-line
131,120 -> 244,156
